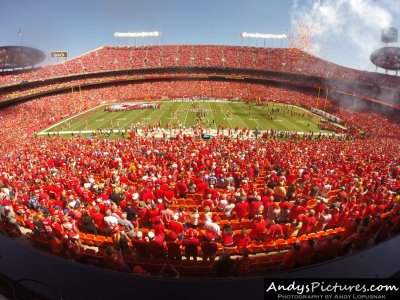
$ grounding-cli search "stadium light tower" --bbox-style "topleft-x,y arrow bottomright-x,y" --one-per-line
114,31 -> 161,47
240,32 -> 287,47
240,32 -> 288,72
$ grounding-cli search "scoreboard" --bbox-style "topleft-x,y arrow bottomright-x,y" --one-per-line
50,51 -> 68,58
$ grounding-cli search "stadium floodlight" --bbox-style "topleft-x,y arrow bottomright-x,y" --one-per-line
240,32 -> 287,39
114,31 -> 161,49
114,31 -> 161,38
240,32 -> 288,48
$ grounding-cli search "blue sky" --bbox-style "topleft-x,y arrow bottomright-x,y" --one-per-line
1,0 -> 399,71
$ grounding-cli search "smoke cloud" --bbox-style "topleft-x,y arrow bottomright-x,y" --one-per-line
290,0 -> 400,70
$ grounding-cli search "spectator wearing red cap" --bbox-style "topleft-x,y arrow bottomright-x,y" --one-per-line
289,199 -> 307,220
90,206 -> 104,232
234,195 -> 249,220
235,229 -> 251,251
249,195 -> 263,219
196,178 -> 208,195
182,228 -> 200,261
163,185 -> 175,204
200,232 -> 219,262
250,215 -> 266,241
266,219 -> 283,240
175,179 -> 188,199
112,225 -> 130,253
166,231 -> 182,260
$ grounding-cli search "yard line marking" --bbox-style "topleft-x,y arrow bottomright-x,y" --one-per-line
38,103 -> 107,134
207,102 -> 217,129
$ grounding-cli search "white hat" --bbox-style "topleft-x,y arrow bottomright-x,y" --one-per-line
147,231 -> 155,239
136,231 -> 143,239
132,193 -> 139,200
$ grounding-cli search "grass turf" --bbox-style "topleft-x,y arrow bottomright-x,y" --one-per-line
42,101 -> 331,134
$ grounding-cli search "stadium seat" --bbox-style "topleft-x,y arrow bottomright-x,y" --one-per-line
93,235 -> 106,247
223,246 -> 237,255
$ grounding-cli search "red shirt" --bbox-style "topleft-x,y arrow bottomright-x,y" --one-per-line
235,234 -> 251,250
164,190 -> 175,201
301,216 -> 317,234
105,252 -> 125,271
91,212 -> 104,228
166,241 -> 182,258
250,220 -> 266,240
249,201 -> 263,217
168,220 -> 185,235
42,218 -> 53,235
267,223 -> 283,239
235,201 -> 249,219
222,231 -> 234,246
200,241 -> 218,257
196,182 -> 208,194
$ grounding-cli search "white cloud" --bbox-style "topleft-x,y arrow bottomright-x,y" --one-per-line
290,0 -> 400,70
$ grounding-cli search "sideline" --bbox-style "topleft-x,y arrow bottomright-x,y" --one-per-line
38,103 -> 107,134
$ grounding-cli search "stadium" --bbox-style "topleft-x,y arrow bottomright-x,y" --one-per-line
0,27 -> 400,300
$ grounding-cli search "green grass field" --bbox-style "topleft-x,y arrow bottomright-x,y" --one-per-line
41,101 -> 332,135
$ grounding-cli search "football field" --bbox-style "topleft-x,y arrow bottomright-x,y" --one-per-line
40,101 -> 332,135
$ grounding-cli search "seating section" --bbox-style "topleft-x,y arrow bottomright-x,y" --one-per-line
2,45 -> 399,89
0,46 -> 399,277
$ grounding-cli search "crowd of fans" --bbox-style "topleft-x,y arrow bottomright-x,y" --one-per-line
2,45 -> 399,89
0,78 -> 399,277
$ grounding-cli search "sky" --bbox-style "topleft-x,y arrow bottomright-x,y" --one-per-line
1,0 -> 399,72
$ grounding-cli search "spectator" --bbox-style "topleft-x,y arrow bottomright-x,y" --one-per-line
233,248 -> 253,276
104,246 -> 131,273
214,253 -> 234,277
